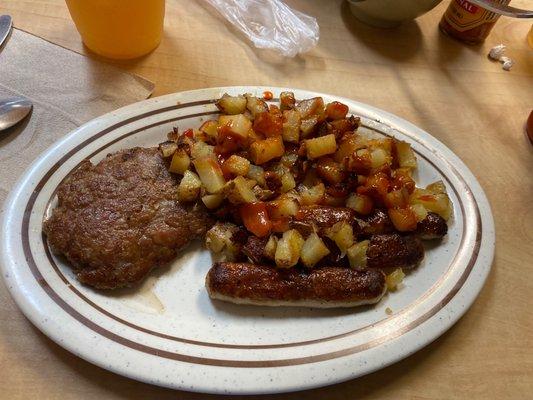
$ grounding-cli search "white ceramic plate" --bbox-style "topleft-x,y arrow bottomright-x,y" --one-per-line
0,87 -> 494,394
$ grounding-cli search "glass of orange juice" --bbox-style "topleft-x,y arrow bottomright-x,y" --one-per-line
65,0 -> 165,59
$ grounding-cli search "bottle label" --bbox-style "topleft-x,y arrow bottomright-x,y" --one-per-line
444,0 -> 509,32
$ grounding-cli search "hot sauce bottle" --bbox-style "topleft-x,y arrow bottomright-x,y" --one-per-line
439,0 -> 511,44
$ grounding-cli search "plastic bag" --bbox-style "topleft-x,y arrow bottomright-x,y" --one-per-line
203,0 -> 319,57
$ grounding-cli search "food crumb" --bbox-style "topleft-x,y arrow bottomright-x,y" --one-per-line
500,56 -> 514,71
385,307 -> 393,315
487,44 -> 514,71
488,44 -> 506,60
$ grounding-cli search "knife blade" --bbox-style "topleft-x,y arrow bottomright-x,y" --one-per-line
0,15 -> 13,48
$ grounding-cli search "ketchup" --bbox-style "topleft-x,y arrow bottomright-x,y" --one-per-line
215,125 -> 245,155
262,91 -> 273,101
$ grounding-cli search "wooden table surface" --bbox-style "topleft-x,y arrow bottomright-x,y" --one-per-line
1,0 -> 532,398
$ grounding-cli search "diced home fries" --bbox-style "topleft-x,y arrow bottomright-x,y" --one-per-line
160,92 -> 452,270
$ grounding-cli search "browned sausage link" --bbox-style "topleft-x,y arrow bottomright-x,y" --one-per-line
295,205 -> 356,228
206,263 -> 386,305
366,234 -> 424,270
358,209 -> 395,236
416,212 -> 448,240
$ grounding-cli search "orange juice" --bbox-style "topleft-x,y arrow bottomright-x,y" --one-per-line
65,0 -> 165,59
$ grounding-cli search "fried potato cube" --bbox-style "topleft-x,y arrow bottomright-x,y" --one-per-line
178,170 -> 202,202
325,220 -> 354,254
264,235 -> 278,260
218,114 -> 252,140
384,188 -> 409,209
410,191 -> 452,221
275,229 -> 304,268
410,182 -> 452,220
280,153 -> 299,168
224,176 -> 258,204
391,167 -> 416,193
334,133 -> 359,163
246,127 -> 264,144
347,240 -> 369,269
300,233 -> 330,268
159,141 -> 178,158
317,157 -> 345,185
193,157 -> 226,193
363,171 -> 390,197
386,268 -> 405,291
268,197 -> 299,219
193,129 -> 209,143
345,148 -> 372,174
388,207 -> 418,232
216,94 -> 247,115
224,155 -> 250,176
368,137 -> 393,155
295,97 -> 325,119
201,193 -> 225,209
298,183 -> 325,206
191,141 -> 215,160
426,180 -> 447,194
305,134 -> 337,160
370,148 -> 392,169
245,94 -> 269,118
246,164 -> 266,187
395,140 -> 417,169
410,203 -> 428,222
205,222 -> 240,261
253,186 -> 275,201
169,149 -> 191,175
346,194 -> 373,215
249,136 -> 285,164
199,120 -> 219,142
282,109 -> 301,143
279,91 -> 295,110
325,101 -> 349,120
280,170 -> 296,193
300,115 -> 319,138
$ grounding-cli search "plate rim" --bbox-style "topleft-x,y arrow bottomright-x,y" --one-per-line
0,86 -> 495,394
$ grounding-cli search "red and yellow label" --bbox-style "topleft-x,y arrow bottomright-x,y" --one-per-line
443,0 -> 510,32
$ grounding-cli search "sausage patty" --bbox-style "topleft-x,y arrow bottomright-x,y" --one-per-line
206,262 -> 386,307
43,147 -> 213,289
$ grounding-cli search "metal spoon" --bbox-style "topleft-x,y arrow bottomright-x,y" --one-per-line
468,0 -> 533,18
0,97 -> 33,131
